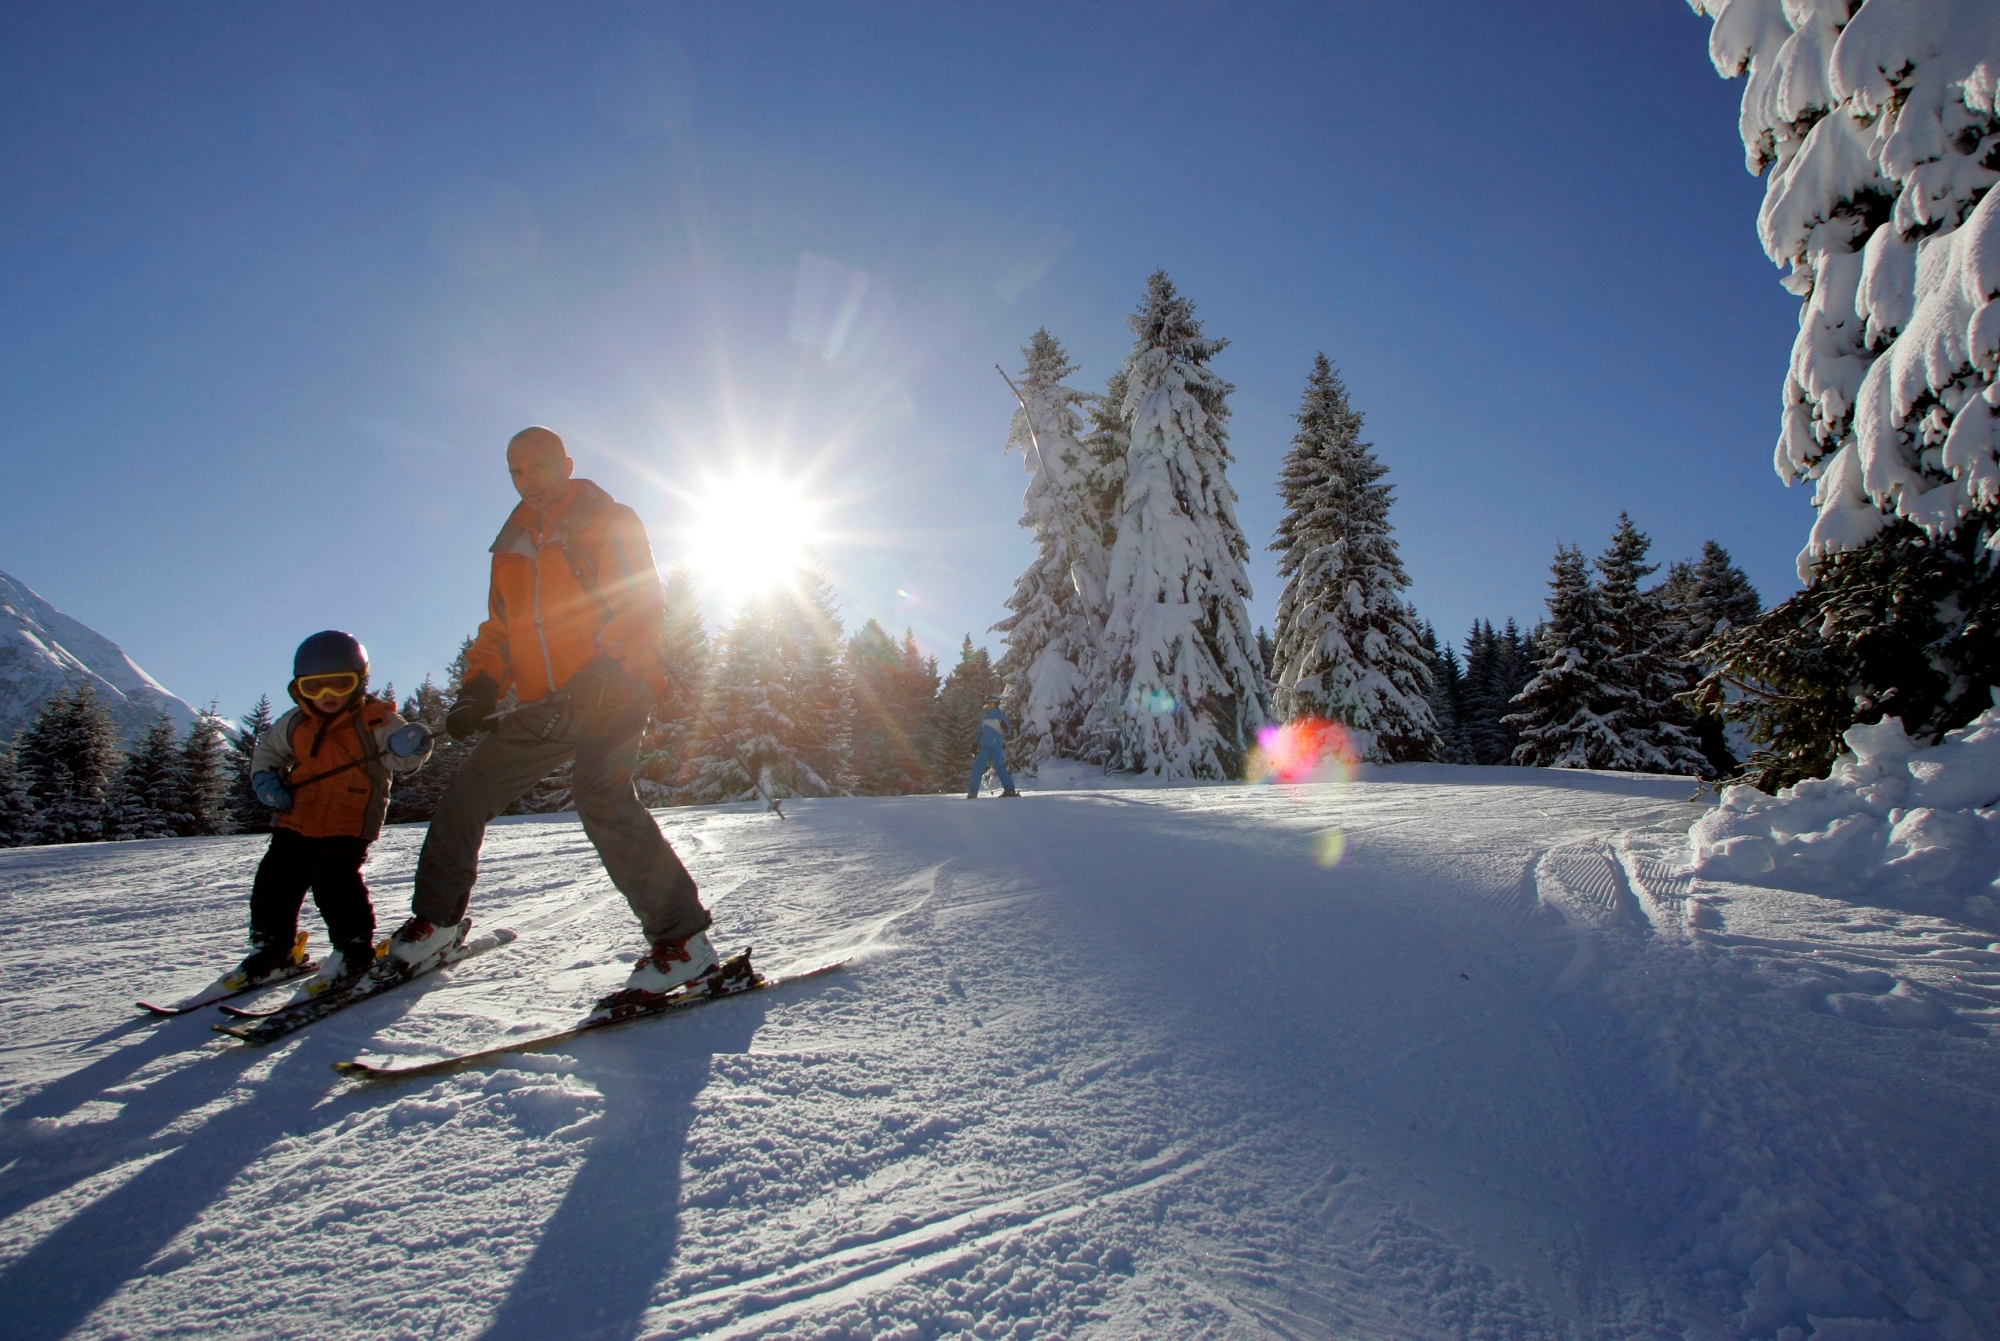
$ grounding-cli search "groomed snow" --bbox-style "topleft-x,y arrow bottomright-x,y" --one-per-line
2,770 -> 1996,1339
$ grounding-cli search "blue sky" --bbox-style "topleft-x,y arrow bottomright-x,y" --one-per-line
0,1 -> 1806,716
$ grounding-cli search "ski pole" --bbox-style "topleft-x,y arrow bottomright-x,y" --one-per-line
284,726 -> 440,794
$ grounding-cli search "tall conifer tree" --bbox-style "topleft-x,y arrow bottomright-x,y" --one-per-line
993,330 -> 1109,772
1269,355 -> 1436,760
227,695 -> 277,834
844,621 -> 939,795
637,568 -> 711,805
168,709 -> 232,836
933,635 -> 1003,786
1090,271 -> 1267,779
0,743 -> 32,847
1507,546 -> 1626,769
17,684 -> 116,844
107,714 -> 180,840
1594,517 -> 1710,775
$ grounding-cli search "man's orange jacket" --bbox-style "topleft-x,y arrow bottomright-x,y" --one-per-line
465,479 -> 667,703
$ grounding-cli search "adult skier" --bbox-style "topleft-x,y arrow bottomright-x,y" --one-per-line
385,426 -> 718,997
967,696 -> 1021,798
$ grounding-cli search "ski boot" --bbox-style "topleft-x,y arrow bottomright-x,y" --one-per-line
221,930 -> 310,992
1001,789 -> 1021,797
376,916 -> 470,981
622,931 -> 720,997
303,937 -> 384,998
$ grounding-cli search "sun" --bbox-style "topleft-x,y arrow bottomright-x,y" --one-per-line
677,469 -> 823,605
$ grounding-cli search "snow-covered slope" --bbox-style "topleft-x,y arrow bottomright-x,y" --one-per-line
1,771 -> 1994,1340
0,569 -> 201,745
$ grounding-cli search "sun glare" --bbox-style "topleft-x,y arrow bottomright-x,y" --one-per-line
679,470 -> 822,605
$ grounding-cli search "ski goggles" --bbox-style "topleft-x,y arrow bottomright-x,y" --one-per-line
295,671 -> 362,701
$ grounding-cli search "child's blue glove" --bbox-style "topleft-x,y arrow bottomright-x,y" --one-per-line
386,723 -> 434,758
252,771 -> 293,811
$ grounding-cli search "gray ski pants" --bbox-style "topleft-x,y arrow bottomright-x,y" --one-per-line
412,693 -> 710,946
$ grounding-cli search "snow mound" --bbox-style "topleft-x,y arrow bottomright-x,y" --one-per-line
1687,703 -> 2000,920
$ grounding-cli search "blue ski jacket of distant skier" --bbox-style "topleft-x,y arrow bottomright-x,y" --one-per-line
976,707 -> 1012,751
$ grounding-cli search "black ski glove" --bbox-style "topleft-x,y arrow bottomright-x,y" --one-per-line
445,673 -> 500,742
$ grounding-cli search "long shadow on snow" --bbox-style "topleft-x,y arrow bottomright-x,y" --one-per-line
0,994 -> 427,1341
479,993 -> 769,1341
0,1008 -> 303,1224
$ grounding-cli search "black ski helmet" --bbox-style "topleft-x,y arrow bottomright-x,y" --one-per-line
294,630 -> 369,681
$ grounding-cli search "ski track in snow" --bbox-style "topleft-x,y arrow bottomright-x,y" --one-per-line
0,767 -> 1995,1340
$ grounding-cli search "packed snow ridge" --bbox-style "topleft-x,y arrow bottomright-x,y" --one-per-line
1690,699 -> 2000,925
0,569 -> 200,744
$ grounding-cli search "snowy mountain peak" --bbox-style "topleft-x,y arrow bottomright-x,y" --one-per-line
0,569 -> 200,745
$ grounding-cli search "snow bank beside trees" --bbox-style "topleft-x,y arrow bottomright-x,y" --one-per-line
1688,700 -> 2000,922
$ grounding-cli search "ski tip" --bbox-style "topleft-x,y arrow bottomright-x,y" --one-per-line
136,1002 -> 181,1016
491,927 -> 519,945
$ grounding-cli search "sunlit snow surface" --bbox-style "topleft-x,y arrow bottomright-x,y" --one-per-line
1,769 -> 1996,1340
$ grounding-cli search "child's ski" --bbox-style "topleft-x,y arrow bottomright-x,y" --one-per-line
137,933 -> 317,1015
214,923 -> 516,1046
331,948 -> 844,1083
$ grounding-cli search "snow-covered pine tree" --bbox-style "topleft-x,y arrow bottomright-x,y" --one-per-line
1506,545 -> 1629,769
1662,540 -> 1762,653
389,673 -> 461,823
1658,540 -> 1763,775
637,568 -> 710,805
1268,355 -> 1436,760
0,742 -> 32,847
17,684 -> 117,843
1458,623 -> 1506,765
777,566 -> 852,797
1089,271 -> 1268,779
227,694 -> 276,835
678,601 -> 788,805
844,621 -> 939,795
932,635 -> 1003,786
1592,516 -> 1711,776
1418,622 -> 1472,763
106,713 -> 181,840
1689,1 -> 2000,777
992,329 -> 1110,773
167,708 -> 232,836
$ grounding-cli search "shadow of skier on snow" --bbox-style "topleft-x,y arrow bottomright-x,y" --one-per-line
478,992 -> 770,1341
0,993 -> 427,1341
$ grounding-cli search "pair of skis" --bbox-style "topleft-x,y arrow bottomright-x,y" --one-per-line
137,926 -> 845,1082
212,922 -> 516,1046
332,947 -> 844,1083
136,930 -> 318,1016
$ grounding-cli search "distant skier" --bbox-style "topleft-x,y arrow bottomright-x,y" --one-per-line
232,631 -> 434,995
968,697 -> 1021,798
389,426 -> 717,999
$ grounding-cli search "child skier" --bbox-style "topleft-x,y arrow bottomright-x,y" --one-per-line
967,697 -> 1021,798
225,631 -> 434,996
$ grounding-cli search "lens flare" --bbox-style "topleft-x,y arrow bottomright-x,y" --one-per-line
1313,828 -> 1348,868
1246,717 -> 1359,785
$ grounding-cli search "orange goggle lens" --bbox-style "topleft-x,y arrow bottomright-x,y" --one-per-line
296,671 -> 361,700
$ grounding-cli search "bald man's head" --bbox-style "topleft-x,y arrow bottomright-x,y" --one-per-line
506,425 -> 574,512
